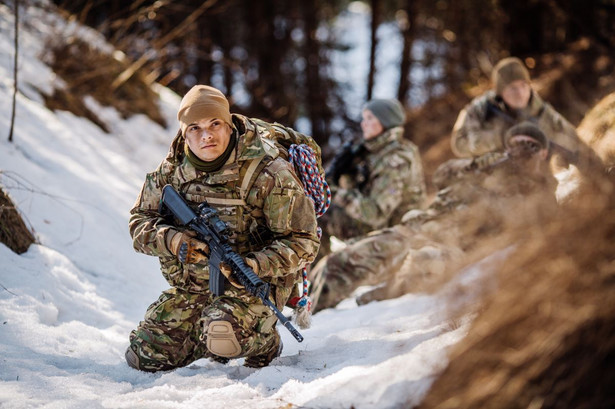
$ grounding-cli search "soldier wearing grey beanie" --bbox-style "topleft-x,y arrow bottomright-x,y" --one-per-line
363,98 -> 406,130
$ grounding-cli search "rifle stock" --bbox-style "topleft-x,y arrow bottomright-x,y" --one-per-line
160,184 -> 304,342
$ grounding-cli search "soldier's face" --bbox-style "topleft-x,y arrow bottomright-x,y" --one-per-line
185,118 -> 232,161
361,109 -> 384,140
501,80 -> 531,110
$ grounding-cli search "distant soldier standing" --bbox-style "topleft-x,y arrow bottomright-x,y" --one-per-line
126,85 -> 320,371
318,98 -> 427,259
451,56 -> 598,171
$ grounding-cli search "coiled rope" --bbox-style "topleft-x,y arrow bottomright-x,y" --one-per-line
288,144 -> 331,314
289,144 -> 331,218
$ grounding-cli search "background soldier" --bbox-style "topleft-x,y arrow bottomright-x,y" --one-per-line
318,98 -> 427,260
125,85 -> 319,371
451,57 -> 598,172
310,122 -> 558,311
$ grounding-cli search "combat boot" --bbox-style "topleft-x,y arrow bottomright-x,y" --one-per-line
244,331 -> 282,368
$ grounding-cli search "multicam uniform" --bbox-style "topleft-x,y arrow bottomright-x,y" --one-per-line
323,126 -> 426,245
127,114 -> 319,371
310,150 -> 559,311
451,90 -> 582,162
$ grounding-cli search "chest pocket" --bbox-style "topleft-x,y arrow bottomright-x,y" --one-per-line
182,156 -> 268,241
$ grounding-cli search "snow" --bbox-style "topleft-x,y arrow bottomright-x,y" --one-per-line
0,2 -> 470,408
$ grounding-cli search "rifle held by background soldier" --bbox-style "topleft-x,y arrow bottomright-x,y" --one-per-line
325,141 -> 367,185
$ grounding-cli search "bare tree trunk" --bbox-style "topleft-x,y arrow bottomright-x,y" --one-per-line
367,0 -> 380,101
196,23 -> 214,88
303,0 -> 326,141
397,0 -> 417,104
8,0 -> 19,143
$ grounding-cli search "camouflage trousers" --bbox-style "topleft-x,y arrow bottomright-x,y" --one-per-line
308,226 -> 412,312
308,222 -> 465,312
126,286 -> 280,372
315,203 -> 374,264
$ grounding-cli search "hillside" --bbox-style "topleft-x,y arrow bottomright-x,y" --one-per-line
2,1 -> 614,408
0,3 -> 467,408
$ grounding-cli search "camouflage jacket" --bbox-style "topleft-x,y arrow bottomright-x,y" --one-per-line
129,114 -> 320,306
333,126 -> 426,229
451,90 -> 582,163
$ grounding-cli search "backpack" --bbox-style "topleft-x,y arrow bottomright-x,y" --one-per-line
251,117 -> 329,328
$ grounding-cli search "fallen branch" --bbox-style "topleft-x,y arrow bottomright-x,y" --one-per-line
110,0 -> 219,91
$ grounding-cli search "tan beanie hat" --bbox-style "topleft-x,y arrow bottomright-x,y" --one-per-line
492,57 -> 531,96
177,85 -> 232,135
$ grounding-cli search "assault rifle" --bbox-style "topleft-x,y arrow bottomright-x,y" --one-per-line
463,138 -> 548,175
160,184 -> 304,342
326,141 -> 367,185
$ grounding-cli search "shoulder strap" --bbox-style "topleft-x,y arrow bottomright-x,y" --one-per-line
240,156 -> 265,201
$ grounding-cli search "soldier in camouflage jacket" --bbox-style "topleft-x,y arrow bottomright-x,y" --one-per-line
310,122 -> 559,311
125,85 -> 319,372
318,98 -> 426,260
451,57 -> 598,172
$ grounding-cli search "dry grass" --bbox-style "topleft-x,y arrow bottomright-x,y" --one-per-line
416,92 -> 615,409
577,92 -> 615,169
417,175 -> 615,409
42,36 -> 166,132
0,187 -> 35,254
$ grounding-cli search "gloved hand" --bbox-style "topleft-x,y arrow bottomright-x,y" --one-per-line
219,258 -> 259,289
169,230 -> 209,264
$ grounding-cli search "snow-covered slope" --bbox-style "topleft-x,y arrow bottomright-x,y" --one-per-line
0,3 -> 468,408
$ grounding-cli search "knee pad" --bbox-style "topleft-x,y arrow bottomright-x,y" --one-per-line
206,320 -> 242,358
125,347 -> 141,370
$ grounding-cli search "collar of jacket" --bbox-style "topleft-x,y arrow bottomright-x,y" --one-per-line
232,114 -> 279,161
489,89 -> 545,119
364,126 -> 404,153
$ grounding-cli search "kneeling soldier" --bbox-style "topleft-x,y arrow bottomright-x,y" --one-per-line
126,85 -> 319,371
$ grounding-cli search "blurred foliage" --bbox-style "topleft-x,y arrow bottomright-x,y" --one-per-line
51,0 -> 615,159
42,35 -> 166,132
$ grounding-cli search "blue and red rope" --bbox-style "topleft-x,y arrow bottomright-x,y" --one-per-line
288,144 -> 331,309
